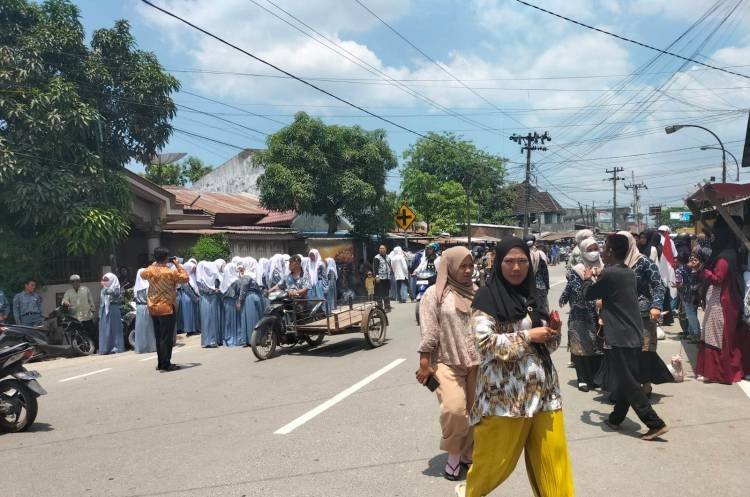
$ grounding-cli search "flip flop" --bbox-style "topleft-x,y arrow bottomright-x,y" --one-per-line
444,461 -> 461,481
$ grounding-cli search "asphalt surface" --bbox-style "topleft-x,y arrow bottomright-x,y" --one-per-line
2,264 -> 750,497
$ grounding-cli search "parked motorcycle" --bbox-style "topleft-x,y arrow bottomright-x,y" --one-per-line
0,340 -> 47,432
251,291 -> 327,361
414,269 -> 438,325
122,301 -> 137,350
0,306 -> 95,359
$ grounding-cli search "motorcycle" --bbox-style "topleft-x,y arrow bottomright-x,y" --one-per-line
0,339 -> 47,432
250,290 -> 327,361
122,301 -> 137,350
0,306 -> 95,359
414,269 -> 438,325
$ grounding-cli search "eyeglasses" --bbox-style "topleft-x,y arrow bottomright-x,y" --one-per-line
502,258 -> 530,267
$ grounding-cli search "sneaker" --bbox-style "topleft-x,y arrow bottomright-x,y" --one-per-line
567,361 -> 575,368
641,425 -> 669,441
696,375 -> 705,381
578,383 -> 589,392
455,483 -> 466,497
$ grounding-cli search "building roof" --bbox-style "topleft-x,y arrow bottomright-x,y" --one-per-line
686,183 -> 750,210
511,182 -> 564,215
256,210 -> 297,226
163,187 -> 267,216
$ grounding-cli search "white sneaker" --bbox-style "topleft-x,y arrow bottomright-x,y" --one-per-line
455,483 -> 466,497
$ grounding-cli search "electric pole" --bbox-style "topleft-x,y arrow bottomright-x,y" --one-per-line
510,131 -> 551,237
605,167 -> 625,231
625,171 -> 648,233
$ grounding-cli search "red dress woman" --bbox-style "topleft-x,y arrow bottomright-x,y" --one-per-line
695,216 -> 750,384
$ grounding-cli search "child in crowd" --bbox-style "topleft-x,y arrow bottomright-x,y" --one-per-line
675,252 -> 701,343
365,271 -> 376,301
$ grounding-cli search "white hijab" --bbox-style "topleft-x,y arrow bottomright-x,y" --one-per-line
325,257 -> 338,279
242,257 -> 258,283
219,262 -> 240,294
231,256 -> 242,265
257,258 -> 269,287
268,254 -> 286,284
305,250 -> 324,285
183,260 -> 199,294
101,272 -> 120,316
134,268 -> 149,293
572,237 -> 603,280
197,261 -> 219,290
214,259 -> 227,274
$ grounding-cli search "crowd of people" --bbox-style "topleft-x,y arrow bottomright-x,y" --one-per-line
416,218 -> 750,497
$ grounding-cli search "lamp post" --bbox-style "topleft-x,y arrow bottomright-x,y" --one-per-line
700,146 -> 740,182
665,124 -> 727,183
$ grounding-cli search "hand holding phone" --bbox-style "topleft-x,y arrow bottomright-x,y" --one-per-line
425,375 -> 440,392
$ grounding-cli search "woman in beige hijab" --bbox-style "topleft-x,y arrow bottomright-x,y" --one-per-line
416,247 -> 479,481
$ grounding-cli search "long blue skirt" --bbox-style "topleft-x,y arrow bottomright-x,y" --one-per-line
309,282 -> 328,313
193,301 -> 201,332
98,305 -> 124,355
200,294 -> 221,347
327,280 -> 337,312
222,297 -> 244,347
134,304 -> 156,354
177,289 -> 198,333
242,292 -> 263,344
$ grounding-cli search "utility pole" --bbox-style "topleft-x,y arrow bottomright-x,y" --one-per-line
605,167 -> 625,231
510,131 -> 551,237
625,171 -> 648,233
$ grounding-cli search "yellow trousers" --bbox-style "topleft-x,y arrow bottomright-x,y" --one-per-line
466,410 -> 574,497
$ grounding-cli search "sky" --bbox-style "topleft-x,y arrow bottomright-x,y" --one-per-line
73,0 -> 750,213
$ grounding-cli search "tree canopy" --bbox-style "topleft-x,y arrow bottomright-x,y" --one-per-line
400,133 -> 513,234
143,156 -> 213,186
0,0 -> 179,261
257,112 -> 398,234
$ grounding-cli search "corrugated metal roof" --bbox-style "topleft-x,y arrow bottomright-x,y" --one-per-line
164,187 -> 266,215
256,210 -> 297,226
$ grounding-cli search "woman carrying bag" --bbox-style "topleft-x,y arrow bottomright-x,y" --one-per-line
456,236 -> 574,497
416,247 -> 479,482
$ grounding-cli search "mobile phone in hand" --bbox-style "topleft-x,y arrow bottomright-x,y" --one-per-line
425,374 -> 440,392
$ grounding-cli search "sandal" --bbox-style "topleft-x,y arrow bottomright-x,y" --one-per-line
459,458 -> 472,470
444,461 -> 461,481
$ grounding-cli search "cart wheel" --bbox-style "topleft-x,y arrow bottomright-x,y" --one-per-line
364,308 -> 387,348
304,334 -> 325,346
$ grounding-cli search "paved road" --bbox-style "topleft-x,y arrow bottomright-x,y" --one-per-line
3,265 -> 749,496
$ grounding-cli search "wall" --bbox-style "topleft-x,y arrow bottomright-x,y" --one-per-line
229,238 -> 288,259
39,282 -> 102,317
192,150 -> 264,195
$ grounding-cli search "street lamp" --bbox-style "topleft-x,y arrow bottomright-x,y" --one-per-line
665,124 -> 728,183
700,146 -> 740,182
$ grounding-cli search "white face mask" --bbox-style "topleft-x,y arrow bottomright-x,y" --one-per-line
582,251 -> 601,263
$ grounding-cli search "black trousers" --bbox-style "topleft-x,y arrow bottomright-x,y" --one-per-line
151,312 -> 176,370
606,348 -> 665,429
81,319 -> 98,342
375,279 -> 391,310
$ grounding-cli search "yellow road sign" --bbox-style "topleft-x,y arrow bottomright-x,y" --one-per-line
394,203 -> 416,231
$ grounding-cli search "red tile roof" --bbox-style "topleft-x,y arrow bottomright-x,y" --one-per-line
686,183 -> 750,206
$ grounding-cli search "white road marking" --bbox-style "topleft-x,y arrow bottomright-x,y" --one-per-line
550,279 -> 567,287
738,380 -> 750,400
59,368 -> 112,383
274,358 -> 406,435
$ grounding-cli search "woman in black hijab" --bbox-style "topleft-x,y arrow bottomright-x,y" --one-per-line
694,216 -> 750,384
456,237 -> 574,497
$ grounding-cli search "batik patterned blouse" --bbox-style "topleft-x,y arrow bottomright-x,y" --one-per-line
633,257 -> 665,317
469,310 -> 562,424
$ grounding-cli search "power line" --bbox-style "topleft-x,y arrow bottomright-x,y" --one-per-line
515,0 -> 750,80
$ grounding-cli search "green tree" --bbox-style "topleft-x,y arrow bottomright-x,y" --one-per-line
257,112 -> 397,234
350,191 -> 399,238
401,132 -> 514,227
143,162 -> 185,186
181,156 -> 213,184
188,234 -> 230,261
0,0 -> 179,256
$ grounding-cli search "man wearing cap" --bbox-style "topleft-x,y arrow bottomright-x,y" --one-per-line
62,275 -> 96,342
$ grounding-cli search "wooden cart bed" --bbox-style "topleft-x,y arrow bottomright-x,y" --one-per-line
295,301 -> 378,334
